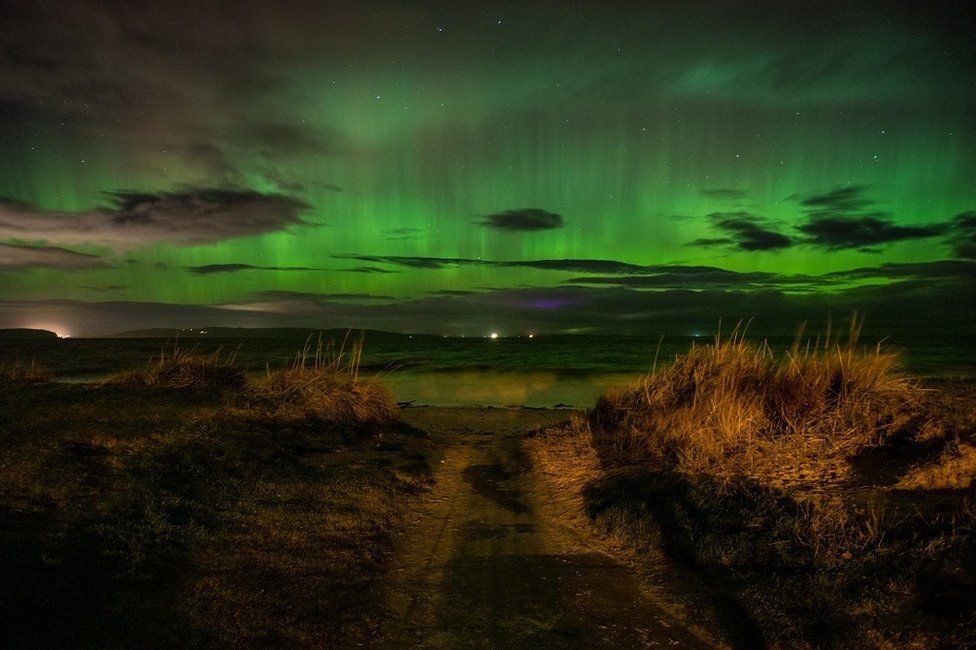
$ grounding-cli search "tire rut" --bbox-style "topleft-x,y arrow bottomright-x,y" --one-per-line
378,408 -> 714,649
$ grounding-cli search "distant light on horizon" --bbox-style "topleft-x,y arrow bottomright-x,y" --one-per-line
490,332 -> 499,339
26,323 -> 71,339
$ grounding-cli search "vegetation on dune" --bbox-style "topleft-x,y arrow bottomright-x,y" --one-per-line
590,319 -> 923,484
247,335 -> 397,428
100,344 -> 246,391
527,318 -> 976,648
99,335 -> 397,432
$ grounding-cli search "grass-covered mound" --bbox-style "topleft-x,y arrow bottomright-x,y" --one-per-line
246,337 -> 397,429
590,322 -> 923,487
0,344 -> 429,646
101,345 -> 246,391
528,323 -> 976,648
101,338 -> 398,435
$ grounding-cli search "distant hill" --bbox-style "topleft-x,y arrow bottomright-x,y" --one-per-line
0,328 -> 59,341
107,327 -> 438,342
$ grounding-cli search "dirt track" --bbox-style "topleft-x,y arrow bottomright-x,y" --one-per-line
378,407 -> 713,648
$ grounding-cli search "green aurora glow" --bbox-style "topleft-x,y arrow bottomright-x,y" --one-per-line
0,1 -> 973,336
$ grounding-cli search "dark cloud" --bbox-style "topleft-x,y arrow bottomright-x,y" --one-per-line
0,189 -> 309,250
797,216 -> 945,250
334,254 -> 472,270
335,254 -> 648,275
428,289 -> 477,296
227,271 -> 974,338
481,209 -> 563,231
569,260 -> 976,293
690,237 -> 735,247
693,212 -> 792,251
823,260 -> 976,282
567,267 -> 783,290
186,263 -> 323,275
0,243 -> 104,269
794,185 -> 946,251
949,211 -> 976,259
334,253 -> 976,299
799,185 -> 876,216
345,266 -> 399,274
0,2 -> 358,190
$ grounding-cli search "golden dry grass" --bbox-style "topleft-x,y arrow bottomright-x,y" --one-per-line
525,320 -> 976,648
100,344 -> 245,391
589,319 -> 923,486
246,335 -> 397,427
96,335 -> 398,428
896,442 -> 976,490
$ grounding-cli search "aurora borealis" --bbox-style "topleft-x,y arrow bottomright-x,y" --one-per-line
1,1 -> 973,337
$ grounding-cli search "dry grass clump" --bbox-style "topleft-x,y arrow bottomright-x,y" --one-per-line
896,442 -> 976,490
94,334 -> 398,432
101,344 -> 245,392
248,336 -> 397,427
0,356 -> 53,384
526,319 -> 976,647
590,319 -> 922,484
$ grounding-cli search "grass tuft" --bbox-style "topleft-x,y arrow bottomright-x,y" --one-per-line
247,334 -> 397,428
101,343 -> 245,392
0,355 -> 53,384
895,442 -> 976,490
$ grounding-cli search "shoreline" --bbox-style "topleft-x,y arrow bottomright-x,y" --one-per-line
44,371 -> 976,411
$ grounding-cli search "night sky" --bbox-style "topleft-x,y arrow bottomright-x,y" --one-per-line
1,1 -> 973,337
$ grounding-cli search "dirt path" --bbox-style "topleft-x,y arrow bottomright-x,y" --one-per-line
378,408 -> 713,649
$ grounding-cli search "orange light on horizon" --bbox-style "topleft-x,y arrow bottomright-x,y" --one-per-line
25,323 -> 72,338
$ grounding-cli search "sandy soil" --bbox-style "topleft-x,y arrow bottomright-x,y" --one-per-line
376,407 -> 714,648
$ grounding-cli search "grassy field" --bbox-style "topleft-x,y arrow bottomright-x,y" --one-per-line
0,345 -> 433,647
528,325 -> 976,648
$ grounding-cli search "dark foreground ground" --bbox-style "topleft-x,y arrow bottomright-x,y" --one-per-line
3,379 -> 973,648
0,384 -> 715,648
0,382 -> 434,646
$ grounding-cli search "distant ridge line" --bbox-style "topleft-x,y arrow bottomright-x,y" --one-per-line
106,327 -> 439,341
0,328 -> 59,341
